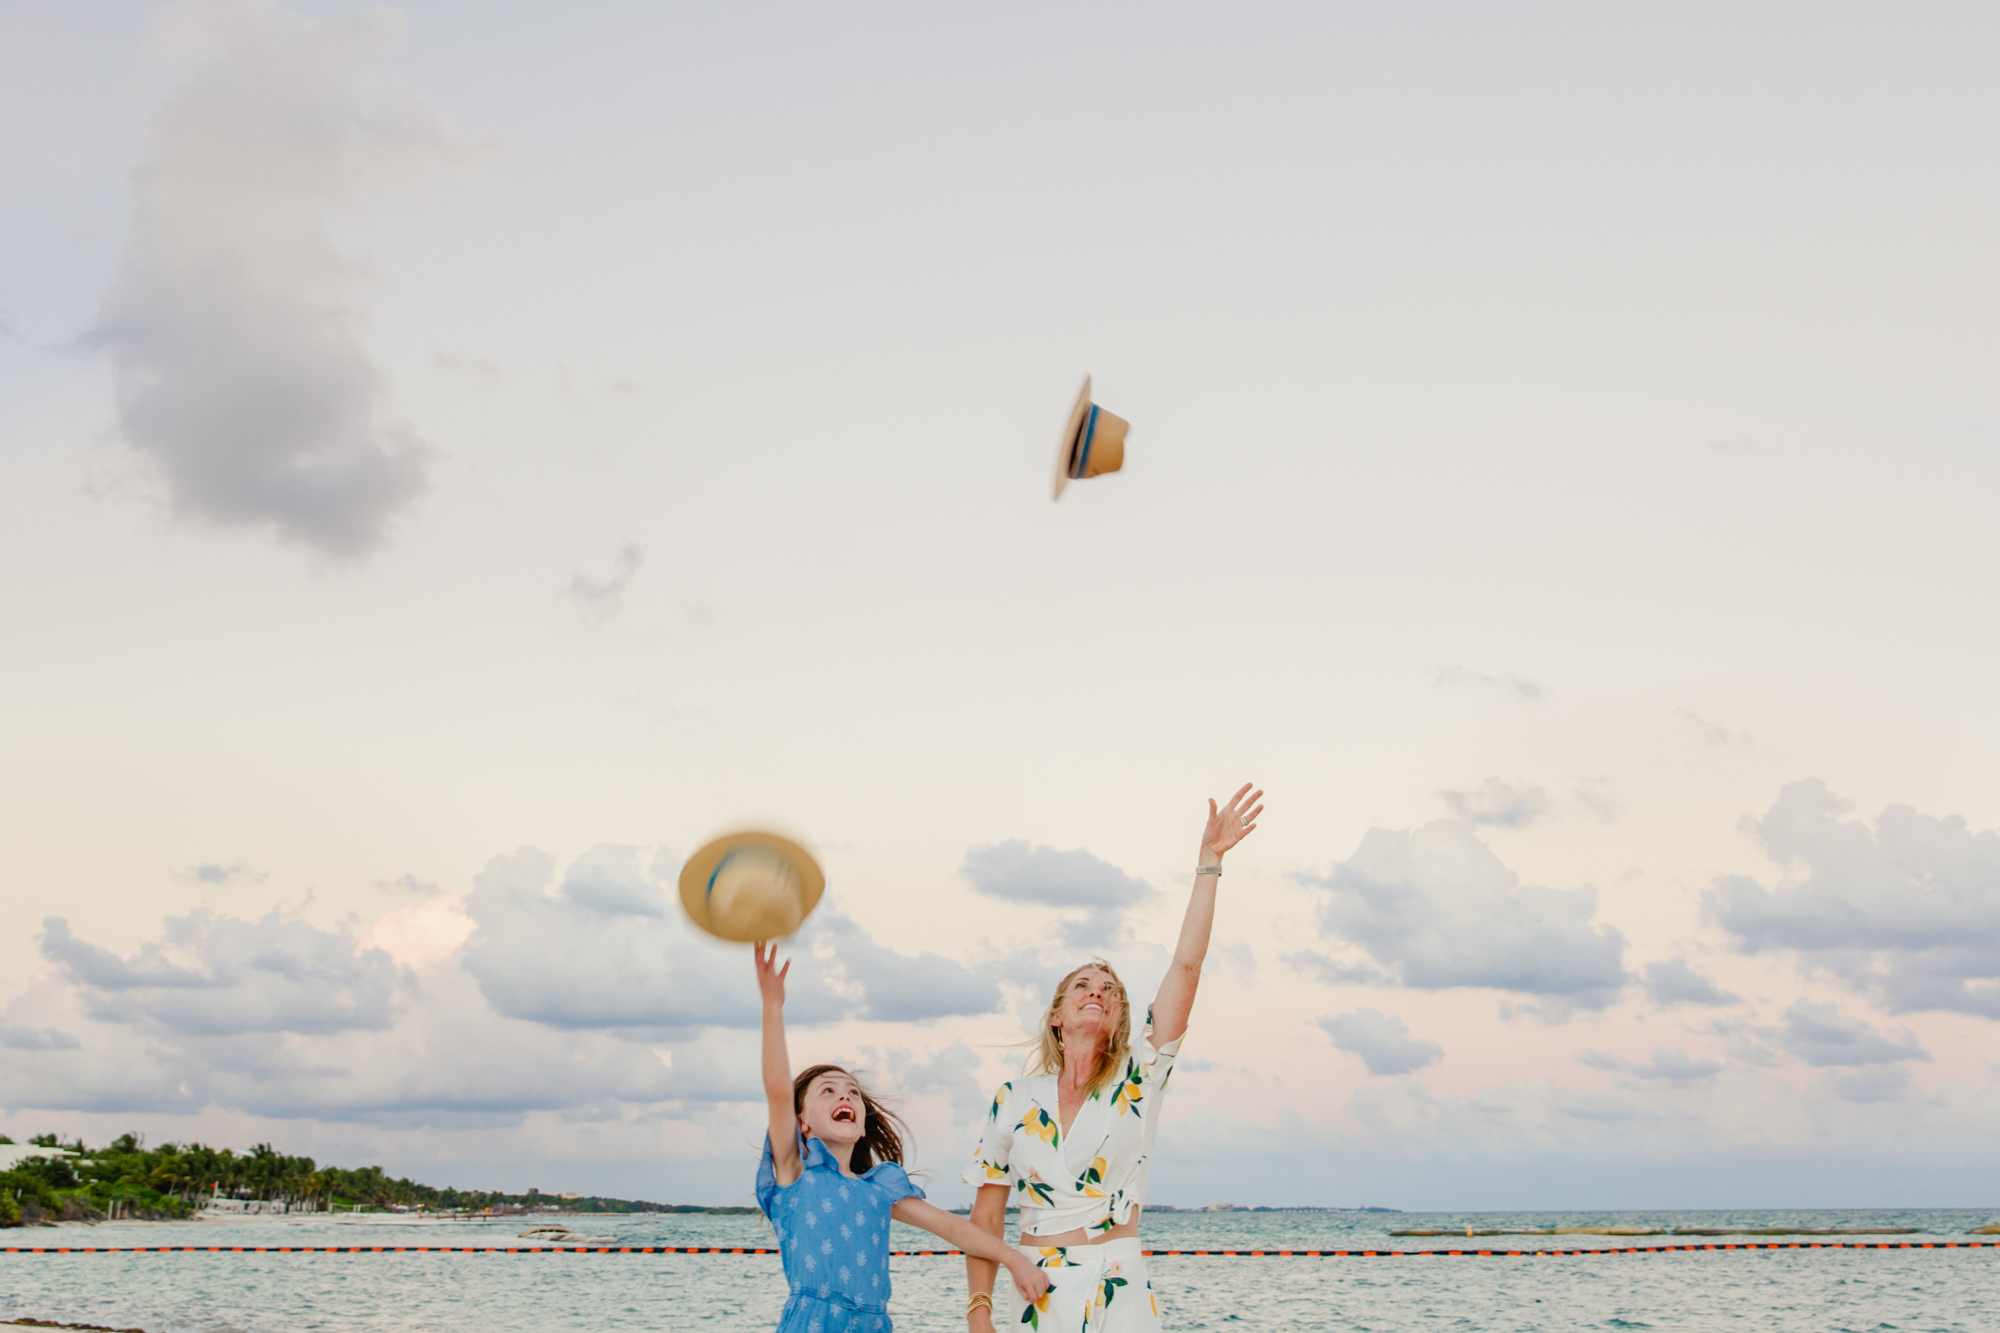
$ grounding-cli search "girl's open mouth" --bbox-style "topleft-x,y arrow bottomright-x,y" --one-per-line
832,1106 -> 856,1123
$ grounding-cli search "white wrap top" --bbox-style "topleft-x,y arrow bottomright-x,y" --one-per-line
962,1015 -> 1182,1239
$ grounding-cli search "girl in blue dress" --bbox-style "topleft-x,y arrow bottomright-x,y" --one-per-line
755,942 -> 1049,1332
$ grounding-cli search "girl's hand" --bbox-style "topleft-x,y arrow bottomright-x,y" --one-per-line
1201,783 -> 1265,860
1004,1253 -> 1051,1304
967,1306 -> 997,1333
754,940 -> 789,1008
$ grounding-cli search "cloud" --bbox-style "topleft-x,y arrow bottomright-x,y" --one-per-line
94,0 -> 464,556
961,840 -> 1151,951
1577,1047 -> 1723,1082
4,840 -> 1003,1130
1641,957 -> 1740,1008
1437,778 -> 1551,829
1773,1000 -> 1929,1068
1316,1009 -> 1442,1076
189,861 -> 261,885
40,918 -> 215,990
809,912 -> 1002,1023
462,844 -> 1000,1032
1572,777 -> 1624,823
1300,820 -> 1628,1011
1284,950 -> 1389,987
42,910 -> 404,1036
358,895 -> 475,971
1434,664 -> 1547,703
1820,1065 -> 1916,1104
0,1024 -> 81,1052
854,1040 -> 988,1133
461,846 -> 808,1030
1673,707 -> 1754,751
1705,779 -> 2000,1017
564,544 -> 644,620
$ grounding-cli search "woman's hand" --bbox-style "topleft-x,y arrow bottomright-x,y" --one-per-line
1201,783 -> 1265,861
754,940 -> 789,1008
967,1307 -> 997,1333
1003,1252 -> 1052,1304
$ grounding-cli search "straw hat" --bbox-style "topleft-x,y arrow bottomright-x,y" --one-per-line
677,831 -> 826,943
1052,376 -> 1130,500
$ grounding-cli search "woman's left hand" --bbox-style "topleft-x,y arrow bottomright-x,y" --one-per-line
1201,783 -> 1265,859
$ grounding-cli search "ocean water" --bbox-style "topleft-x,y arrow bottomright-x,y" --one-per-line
5,1209 -> 1997,1332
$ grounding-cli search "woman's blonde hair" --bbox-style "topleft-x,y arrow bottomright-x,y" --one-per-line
1026,959 -> 1131,1099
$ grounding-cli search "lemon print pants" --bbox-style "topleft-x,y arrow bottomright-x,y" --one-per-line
1006,1238 -> 1161,1332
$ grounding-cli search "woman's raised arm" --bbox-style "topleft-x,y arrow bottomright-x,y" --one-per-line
1150,783 -> 1262,1045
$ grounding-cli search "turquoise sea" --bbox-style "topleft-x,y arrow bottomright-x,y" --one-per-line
5,1209 -> 1997,1332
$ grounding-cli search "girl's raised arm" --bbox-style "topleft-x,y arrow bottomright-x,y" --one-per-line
890,1197 -> 1049,1305
756,942 -> 802,1187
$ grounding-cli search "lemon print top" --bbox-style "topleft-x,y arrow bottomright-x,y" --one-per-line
962,1012 -> 1182,1239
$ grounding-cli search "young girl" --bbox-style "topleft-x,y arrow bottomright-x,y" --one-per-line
755,942 -> 1049,1332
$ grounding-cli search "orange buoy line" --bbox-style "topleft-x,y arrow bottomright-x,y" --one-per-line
2,1242 -> 1996,1257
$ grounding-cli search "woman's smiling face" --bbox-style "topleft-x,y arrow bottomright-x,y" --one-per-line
1054,966 -> 1123,1045
798,1069 -> 867,1149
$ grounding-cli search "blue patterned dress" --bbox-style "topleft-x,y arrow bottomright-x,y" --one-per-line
756,1132 -> 924,1332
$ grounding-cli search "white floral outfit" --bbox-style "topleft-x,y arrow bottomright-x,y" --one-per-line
963,1012 -> 1181,1330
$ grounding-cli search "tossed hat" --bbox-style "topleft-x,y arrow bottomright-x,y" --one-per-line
678,831 -> 826,943
1052,376 -> 1129,500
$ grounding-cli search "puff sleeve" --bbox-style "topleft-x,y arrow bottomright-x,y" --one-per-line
865,1160 -> 925,1205
960,1080 -> 1016,1188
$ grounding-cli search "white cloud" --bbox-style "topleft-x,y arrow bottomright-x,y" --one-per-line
1673,707 -> 1754,751
358,894 -> 475,971
563,544 -> 643,620
1773,999 -> 1929,1068
1577,1047 -> 1723,1082
1301,820 -> 1628,1011
461,843 -> 1001,1032
1706,779 -> 2000,1017
809,911 -> 1002,1023
94,0 -> 464,555
4,839 -> 1004,1130
41,910 -> 404,1036
0,1024 -> 81,1052
1572,777 -> 1624,823
460,845 -> 831,1030
1820,1065 -> 1917,1104
1437,777 -> 1551,828
960,840 -> 1151,951
1434,664 -> 1548,703
1316,1008 -> 1442,1076
1641,956 -> 1740,1008
1283,949 -> 1389,986
188,861 -> 262,885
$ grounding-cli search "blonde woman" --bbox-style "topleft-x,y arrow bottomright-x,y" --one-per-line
961,784 -> 1264,1333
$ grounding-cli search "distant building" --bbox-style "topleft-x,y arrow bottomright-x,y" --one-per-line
0,1144 -> 79,1171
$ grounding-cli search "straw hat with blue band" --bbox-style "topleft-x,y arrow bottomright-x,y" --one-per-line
678,831 -> 826,942
1053,376 -> 1130,500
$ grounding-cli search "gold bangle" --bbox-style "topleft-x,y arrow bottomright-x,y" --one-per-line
965,1292 -> 995,1316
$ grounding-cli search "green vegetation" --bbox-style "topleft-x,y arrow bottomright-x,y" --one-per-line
0,1132 -> 749,1227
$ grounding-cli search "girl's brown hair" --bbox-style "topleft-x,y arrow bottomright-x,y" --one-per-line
792,1064 -> 908,1173
1025,959 -> 1132,1099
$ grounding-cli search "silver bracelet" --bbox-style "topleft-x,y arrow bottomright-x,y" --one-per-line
1195,864 -> 1223,876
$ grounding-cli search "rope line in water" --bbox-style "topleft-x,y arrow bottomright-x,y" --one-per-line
2,1242 -> 1996,1257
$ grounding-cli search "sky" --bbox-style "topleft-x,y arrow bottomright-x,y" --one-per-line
2,0 -> 1998,1212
